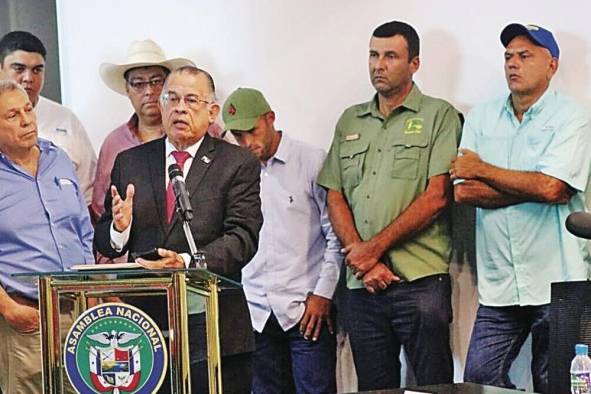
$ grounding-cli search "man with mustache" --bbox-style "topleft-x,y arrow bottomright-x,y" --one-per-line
95,66 -> 262,393
0,31 -> 97,209
93,39 -> 221,219
0,80 -> 94,393
452,24 -> 591,393
317,21 -> 462,389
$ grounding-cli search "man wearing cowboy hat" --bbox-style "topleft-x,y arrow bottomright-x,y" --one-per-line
0,31 -> 97,208
92,39 -> 223,219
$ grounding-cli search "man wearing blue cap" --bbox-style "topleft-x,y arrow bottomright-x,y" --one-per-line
451,23 -> 591,393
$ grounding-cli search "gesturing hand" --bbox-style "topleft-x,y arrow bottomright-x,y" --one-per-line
111,184 -> 135,232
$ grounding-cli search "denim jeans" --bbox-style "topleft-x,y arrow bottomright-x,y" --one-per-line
252,313 -> 336,394
464,304 -> 549,394
347,274 -> 453,390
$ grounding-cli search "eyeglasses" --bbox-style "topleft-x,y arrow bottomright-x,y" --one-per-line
127,77 -> 165,92
161,92 -> 212,110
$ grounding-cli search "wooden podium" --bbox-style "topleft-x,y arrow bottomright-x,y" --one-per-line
14,267 -> 238,394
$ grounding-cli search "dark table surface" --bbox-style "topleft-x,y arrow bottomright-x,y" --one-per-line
354,382 -> 534,394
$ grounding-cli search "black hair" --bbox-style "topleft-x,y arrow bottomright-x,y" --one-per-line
171,66 -> 216,97
373,21 -> 420,59
123,65 -> 171,82
0,31 -> 46,64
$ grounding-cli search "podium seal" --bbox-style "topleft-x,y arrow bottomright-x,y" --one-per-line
64,303 -> 167,394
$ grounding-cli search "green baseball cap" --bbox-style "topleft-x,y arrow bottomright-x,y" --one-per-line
222,88 -> 272,131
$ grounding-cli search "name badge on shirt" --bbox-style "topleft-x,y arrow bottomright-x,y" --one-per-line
345,133 -> 360,141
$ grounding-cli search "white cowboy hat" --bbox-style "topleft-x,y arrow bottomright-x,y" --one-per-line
99,39 -> 194,95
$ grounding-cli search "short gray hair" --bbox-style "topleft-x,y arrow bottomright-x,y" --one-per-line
0,79 -> 26,98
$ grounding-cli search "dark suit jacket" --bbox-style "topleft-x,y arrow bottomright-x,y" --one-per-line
94,134 -> 262,356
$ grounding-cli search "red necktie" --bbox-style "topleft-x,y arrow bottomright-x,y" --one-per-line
166,151 -> 191,223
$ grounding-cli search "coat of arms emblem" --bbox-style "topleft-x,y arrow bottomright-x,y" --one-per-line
64,303 -> 167,393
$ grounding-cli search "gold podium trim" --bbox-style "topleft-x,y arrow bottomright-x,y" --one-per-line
37,271 -> 223,394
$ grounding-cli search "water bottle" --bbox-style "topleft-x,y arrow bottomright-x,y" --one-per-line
571,343 -> 591,394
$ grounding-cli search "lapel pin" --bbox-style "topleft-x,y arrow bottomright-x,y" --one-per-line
201,155 -> 211,164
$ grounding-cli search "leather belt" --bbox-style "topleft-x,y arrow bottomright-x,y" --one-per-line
10,294 -> 74,314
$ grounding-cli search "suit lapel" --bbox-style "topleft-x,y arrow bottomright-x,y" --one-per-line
148,137 -> 168,232
168,134 -> 216,229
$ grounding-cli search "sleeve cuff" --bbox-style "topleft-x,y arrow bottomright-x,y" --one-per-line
110,220 -> 132,251
313,267 -> 339,300
180,253 -> 192,268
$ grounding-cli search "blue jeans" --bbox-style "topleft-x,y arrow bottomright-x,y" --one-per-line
464,304 -> 549,394
252,313 -> 336,394
347,274 -> 453,390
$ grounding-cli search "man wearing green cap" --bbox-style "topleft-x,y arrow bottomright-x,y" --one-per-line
452,23 -> 591,393
317,21 -> 462,389
222,87 -> 342,393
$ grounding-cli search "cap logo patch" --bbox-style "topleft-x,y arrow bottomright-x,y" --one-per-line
526,24 -> 540,31
228,104 -> 237,116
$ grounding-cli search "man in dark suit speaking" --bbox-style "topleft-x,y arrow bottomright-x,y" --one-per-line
94,66 -> 262,393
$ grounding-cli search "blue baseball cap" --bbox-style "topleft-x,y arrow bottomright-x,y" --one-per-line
500,23 -> 560,59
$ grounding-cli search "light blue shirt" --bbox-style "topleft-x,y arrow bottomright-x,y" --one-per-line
0,139 -> 94,299
242,133 -> 342,332
460,90 -> 591,306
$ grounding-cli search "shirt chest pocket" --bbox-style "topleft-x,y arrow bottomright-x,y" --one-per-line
476,136 -> 509,168
523,131 -> 555,166
391,139 -> 428,180
339,141 -> 369,188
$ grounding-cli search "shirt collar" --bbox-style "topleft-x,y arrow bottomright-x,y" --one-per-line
0,138 -> 55,169
503,88 -> 555,119
165,136 -> 204,159
126,113 -> 139,134
270,131 -> 289,164
357,83 -> 423,118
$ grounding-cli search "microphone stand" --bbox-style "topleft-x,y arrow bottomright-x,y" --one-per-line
176,201 -> 207,270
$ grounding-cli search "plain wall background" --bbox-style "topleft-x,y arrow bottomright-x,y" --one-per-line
56,0 -> 591,391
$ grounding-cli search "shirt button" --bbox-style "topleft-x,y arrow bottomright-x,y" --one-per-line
366,195 -> 370,199
364,220 -> 369,224
372,171 -> 377,176
377,149 -> 382,153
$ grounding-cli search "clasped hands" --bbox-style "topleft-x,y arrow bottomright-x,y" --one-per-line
343,240 -> 400,294
110,184 -> 185,269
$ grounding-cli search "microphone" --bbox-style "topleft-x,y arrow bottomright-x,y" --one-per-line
565,212 -> 591,240
168,163 -> 193,222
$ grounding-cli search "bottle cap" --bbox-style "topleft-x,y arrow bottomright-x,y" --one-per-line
576,343 -> 589,356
